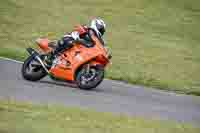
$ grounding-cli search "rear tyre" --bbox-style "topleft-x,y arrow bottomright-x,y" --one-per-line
75,65 -> 104,90
22,55 -> 47,81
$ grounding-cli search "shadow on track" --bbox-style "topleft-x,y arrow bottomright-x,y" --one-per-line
39,80 -> 78,89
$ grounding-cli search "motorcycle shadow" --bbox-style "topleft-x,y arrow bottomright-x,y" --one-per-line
38,80 -> 78,89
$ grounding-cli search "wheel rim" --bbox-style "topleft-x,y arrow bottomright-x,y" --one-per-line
80,68 -> 96,85
25,59 -> 42,74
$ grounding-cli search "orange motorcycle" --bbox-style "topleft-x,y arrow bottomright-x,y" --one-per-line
22,34 -> 112,90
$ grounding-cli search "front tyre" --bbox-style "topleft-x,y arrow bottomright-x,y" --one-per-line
22,55 -> 47,81
76,65 -> 104,90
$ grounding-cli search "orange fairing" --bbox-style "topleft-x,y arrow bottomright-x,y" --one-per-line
49,34 -> 109,81
36,38 -> 52,52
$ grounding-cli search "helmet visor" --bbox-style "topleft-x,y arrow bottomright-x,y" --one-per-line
99,28 -> 105,36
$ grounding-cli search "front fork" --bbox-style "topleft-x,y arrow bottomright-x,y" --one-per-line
81,64 -> 96,83
86,64 -> 90,74
26,48 -> 50,74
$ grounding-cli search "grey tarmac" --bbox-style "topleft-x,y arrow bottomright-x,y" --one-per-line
0,58 -> 200,125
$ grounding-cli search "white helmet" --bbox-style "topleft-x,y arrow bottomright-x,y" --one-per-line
90,18 -> 106,37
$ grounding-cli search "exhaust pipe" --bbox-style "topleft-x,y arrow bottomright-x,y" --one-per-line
26,48 -> 50,74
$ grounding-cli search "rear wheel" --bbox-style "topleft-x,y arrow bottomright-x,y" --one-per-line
22,55 -> 47,81
75,65 -> 104,90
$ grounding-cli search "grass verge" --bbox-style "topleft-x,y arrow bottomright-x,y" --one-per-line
0,100 -> 199,133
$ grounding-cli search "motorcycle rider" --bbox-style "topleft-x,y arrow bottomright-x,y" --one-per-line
48,18 -> 106,64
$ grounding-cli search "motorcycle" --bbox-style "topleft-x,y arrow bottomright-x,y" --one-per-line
21,34 -> 112,90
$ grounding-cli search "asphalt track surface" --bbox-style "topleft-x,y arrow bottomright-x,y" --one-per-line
0,58 -> 200,125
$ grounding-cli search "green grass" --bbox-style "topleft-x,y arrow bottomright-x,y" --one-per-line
0,0 -> 200,95
0,100 -> 199,133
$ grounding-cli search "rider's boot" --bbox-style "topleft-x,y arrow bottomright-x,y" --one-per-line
45,37 -> 74,67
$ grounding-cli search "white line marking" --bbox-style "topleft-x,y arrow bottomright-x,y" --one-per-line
0,57 -> 23,64
0,56 -> 186,96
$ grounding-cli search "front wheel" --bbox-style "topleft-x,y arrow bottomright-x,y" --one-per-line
22,55 -> 47,81
75,65 -> 104,90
